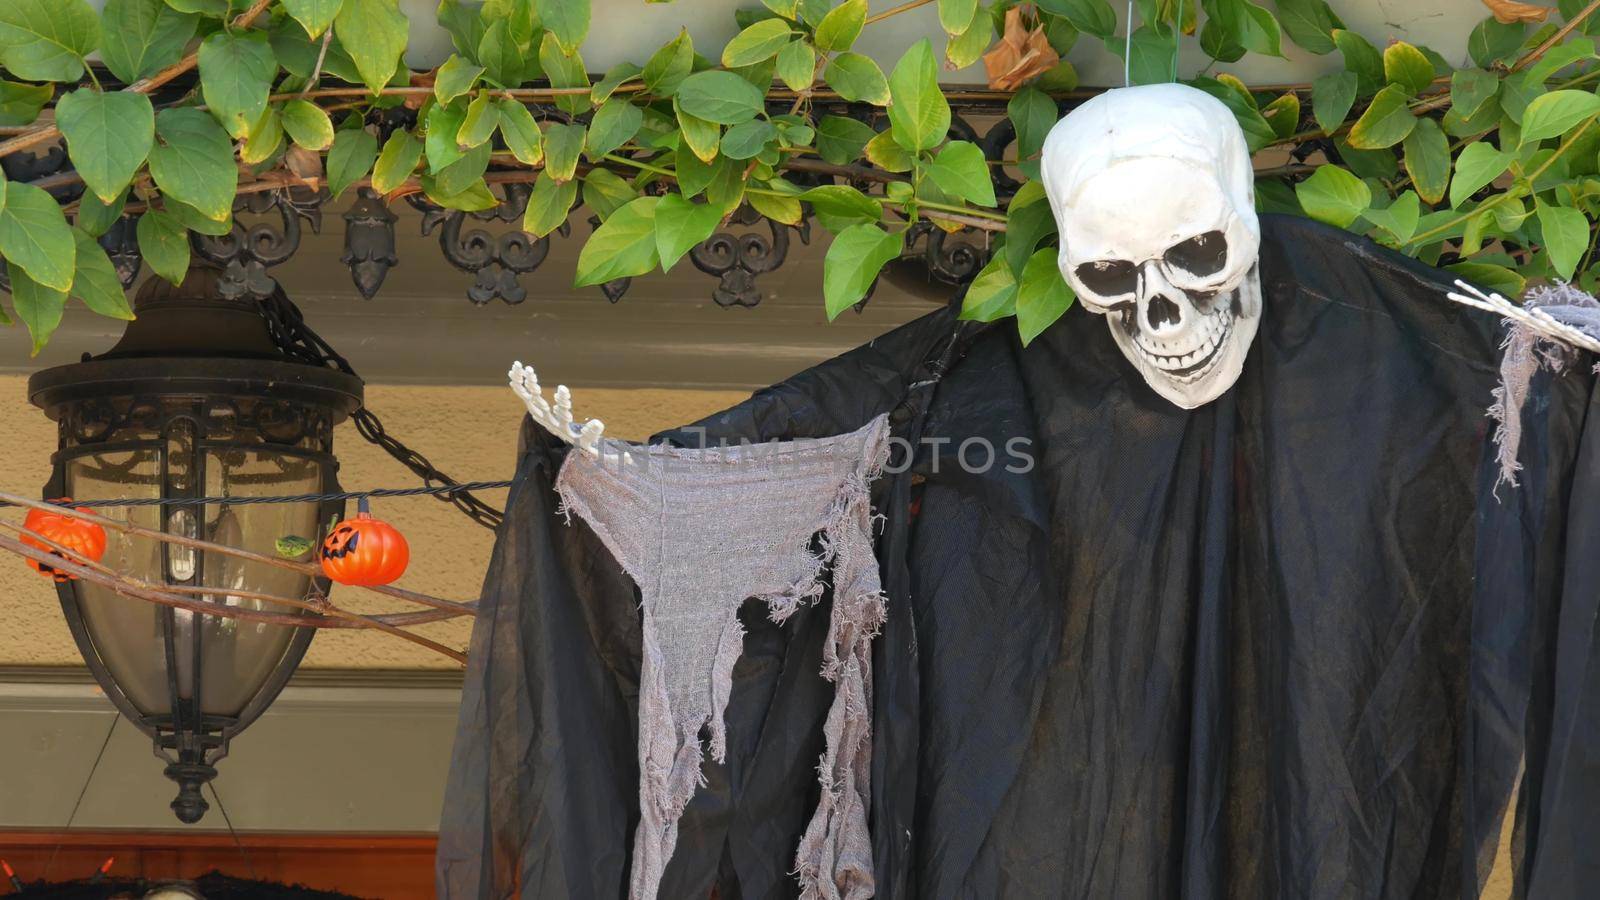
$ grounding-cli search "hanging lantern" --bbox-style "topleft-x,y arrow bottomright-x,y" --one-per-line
21,500 -> 108,581
320,498 -> 410,587
27,268 -> 363,823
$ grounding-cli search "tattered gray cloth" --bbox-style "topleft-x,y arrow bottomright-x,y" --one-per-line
554,414 -> 892,900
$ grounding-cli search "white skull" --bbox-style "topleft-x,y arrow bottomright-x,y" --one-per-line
1039,83 -> 1262,409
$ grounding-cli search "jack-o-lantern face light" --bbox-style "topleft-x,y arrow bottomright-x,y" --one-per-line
22,501 -> 108,582
319,498 -> 409,587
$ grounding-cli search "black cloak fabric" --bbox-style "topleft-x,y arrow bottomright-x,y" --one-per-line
436,215 -> 1600,899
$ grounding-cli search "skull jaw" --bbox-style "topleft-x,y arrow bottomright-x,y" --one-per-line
1103,267 -> 1262,409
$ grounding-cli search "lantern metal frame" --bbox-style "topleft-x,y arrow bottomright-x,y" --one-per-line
27,269 -> 363,823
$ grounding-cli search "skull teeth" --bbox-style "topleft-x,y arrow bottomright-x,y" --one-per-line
1132,303 -> 1233,379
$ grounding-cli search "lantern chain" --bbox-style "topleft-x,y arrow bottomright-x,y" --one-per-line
254,287 -> 509,530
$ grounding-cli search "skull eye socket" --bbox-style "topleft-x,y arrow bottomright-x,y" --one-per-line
1074,259 -> 1139,298
1163,230 -> 1228,279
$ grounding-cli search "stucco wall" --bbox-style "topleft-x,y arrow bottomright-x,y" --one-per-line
0,374 -> 746,669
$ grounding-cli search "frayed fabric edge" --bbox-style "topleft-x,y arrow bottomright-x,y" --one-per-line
1488,283 -> 1600,491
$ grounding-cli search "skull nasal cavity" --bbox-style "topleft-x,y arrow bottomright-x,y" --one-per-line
1146,294 -> 1182,329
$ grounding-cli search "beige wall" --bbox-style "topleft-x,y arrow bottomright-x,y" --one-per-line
0,374 -> 745,669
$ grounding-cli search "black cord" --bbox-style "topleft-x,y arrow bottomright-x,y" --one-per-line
255,287 -> 508,530
42,716 -> 117,881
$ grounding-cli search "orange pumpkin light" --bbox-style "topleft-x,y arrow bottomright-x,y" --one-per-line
319,498 -> 409,587
22,500 -> 108,582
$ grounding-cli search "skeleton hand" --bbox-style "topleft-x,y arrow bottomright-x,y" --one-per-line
509,362 -> 623,462
1446,280 -> 1600,355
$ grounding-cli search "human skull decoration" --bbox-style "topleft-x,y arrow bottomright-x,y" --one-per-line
1040,83 -> 1262,409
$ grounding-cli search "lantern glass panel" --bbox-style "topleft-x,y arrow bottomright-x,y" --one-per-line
67,449 -> 166,713
61,395 -> 332,720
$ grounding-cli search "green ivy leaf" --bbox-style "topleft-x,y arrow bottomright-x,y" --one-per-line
823,52 -> 889,104
425,101 -> 469,171
586,99 -> 644,160
1362,190 -> 1420,243
816,115 -> 876,164
801,184 -> 881,230
1332,29 -> 1384,96
1536,200 -> 1588,279
0,80 -> 52,126
1446,261 -> 1524,298
581,167 -> 637,221
1449,142 -> 1512,207
542,0 -> 591,55
523,171 -> 578,237
958,254 -> 1018,321
7,261 -> 66,356
100,0 -> 198,83
435,55 -> 485,104
335,0 -> 409,94
421,176 -> 498,212
775,40 -> 815,92
1273,0 -> 1338,54
69,228 -> 134,320
1261,92 -> 1301,140
592,62 -> 643,103
575,195 -> 660,286
1467,16 -> 1525,69
642,29 -> 695,96
653,192 -> 724,270
1007,87 -> 1056,168
927,140 -> 996,207
1347,85 -> 1416,149
1203,0 -> 1283,58
282,0 -> 344,37
1382,41 -> 1433,96
723,19 -> 792,66
1003,182 -> 1057,272
1519,90 -> 1600,146
1449,68 -> 1499,120
544,122 -> 586,181
1402,117 -> 1450,206
75,190 -> 126,238
540,33 -> 592,115
815,0 -> 868,51
1035,0 -> 1115,39
944,13 -> 993,69
327,124 -> 379,199
750,184 -> 804,224
135,209 -> 189,284
722,119 -> 777,159
372,130 -> 423,193
823,223 -> 903,318
164,197 -> 230,235
939,0 -> 978,35
676,70 -> 766,125
282,99 -> 334,150
435,141 -> 490,196
56,90 -> 155,205
477,20 -> 531,88
0,0 -> 99,83
0,182 -> 76,291
1016,247 -> 1074,345
458,92 -> 500,148
865,129 -> 914,172
1294,164 -> 1370,227
198,30 -> 276,138
888,39 -> 950,152
240,106 -> 283,164
497,99 -> 545,165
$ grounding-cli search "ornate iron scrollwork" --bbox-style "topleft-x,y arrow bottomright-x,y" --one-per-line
409,183 -> 553,305
689,204 -> 808,309
192,188 -> 326,300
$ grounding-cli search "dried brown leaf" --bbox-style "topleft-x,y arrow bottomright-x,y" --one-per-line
983,7 -> 1059,91
1482,0 -> 1554,24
